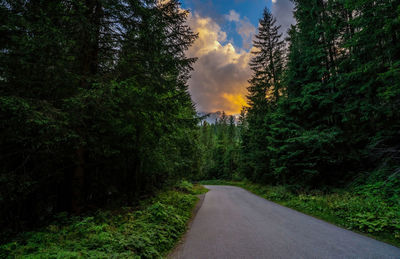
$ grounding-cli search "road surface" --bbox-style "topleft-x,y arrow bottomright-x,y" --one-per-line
171,185 -> 400,259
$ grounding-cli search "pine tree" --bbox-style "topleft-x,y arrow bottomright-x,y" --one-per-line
338,0 -> 400,182
248,8 -> 285,106
241,8 -> 285,182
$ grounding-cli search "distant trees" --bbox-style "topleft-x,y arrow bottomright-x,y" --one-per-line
0,0 -> 199,239
198,113 -> 240,180
240,1 -> 400,189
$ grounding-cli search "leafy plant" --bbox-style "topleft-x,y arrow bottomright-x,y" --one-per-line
0,183 -> 205,258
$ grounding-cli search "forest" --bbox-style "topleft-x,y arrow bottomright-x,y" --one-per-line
1,0 -> 400,257
201,1 -> 400,189
1,0 -> 200,240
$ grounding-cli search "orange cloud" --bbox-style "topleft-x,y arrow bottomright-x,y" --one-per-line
186,13 -> 252,115
222,93 -> 249,114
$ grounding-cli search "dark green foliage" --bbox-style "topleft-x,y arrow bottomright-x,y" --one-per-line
240,1 -> 400,188
1,182 -> 207,258
0,0 -> 199,240
197,114 -> 241,180
240,7 -> 285,184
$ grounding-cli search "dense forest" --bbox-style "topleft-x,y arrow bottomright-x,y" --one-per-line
202,0 -> 400,194
0,0 -> 201,240
197,112 -> 241,180
239,1 -> 400,192
1,0 -> 400,253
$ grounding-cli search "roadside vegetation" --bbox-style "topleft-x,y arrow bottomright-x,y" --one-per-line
201,180 -> 400,247
1,181 -> 207,258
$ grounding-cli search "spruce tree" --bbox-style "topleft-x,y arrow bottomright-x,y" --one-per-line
248,8 -> 285,105
242,8 -> 285,182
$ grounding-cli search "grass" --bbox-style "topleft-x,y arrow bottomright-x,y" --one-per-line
200,180 -> 400,247
1,181 -> 208,258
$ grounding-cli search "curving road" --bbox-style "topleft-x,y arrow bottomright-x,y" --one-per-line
171,185 -> 400,259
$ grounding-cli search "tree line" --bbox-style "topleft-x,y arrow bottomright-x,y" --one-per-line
197,112 -> 242,180
0,0 -> 200,239
240,0 -> 400,193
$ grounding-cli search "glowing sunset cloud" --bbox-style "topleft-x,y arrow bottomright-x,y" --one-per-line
186,12 -> 252,114
222,93 -> 249,114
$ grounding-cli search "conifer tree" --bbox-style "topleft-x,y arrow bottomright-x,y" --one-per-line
241,8 -> 285,182
248,8 -> 285,106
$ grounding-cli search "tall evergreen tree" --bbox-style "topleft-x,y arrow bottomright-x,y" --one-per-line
241,8 -> 285,182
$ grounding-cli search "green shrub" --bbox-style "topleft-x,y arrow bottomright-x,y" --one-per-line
175,180 -> 194,193
0,183 -> 205,258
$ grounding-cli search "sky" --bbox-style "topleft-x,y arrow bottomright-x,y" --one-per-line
181,0 -> 295,114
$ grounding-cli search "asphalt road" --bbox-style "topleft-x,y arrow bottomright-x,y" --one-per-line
171,185 -> 400,259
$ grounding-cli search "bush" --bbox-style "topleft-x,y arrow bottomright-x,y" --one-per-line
0,183 -> 205,258
175,180 -> 194,193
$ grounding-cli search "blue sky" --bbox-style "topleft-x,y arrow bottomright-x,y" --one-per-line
181,0 -> 271,50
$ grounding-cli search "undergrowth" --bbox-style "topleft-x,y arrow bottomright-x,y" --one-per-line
200,180 -> 400,247
1,181 -> 208,258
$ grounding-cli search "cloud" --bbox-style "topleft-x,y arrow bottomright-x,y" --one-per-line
225,10 -> 240,22
237,18 -> 256,49
186,13 -> 252,114
225,10 -> 256,50
271,0 -> 295,37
